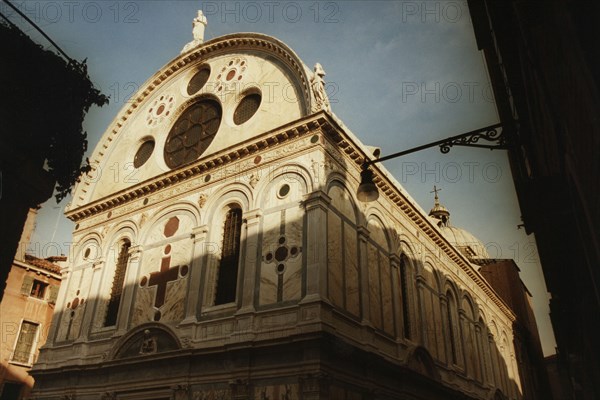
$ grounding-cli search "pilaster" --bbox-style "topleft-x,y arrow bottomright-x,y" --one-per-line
182,225 -> 209,324
237,209 -> 262,314
116,245 -> 142,333
79,258 -> 105,340
357,225 -> 371,325
301,191 -> 330,303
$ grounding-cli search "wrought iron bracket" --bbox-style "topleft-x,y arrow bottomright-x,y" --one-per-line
439,123 -> 508,153
363,122 -> 510,168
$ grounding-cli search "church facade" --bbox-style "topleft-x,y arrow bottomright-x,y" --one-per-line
32,13 -> 526,400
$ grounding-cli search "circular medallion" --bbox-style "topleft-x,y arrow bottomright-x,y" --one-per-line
146,94 -> 176,127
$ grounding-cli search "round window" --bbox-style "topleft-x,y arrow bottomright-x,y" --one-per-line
233,93 -> 261,125
134,139 -> 155,168
187,66 -> 211,95
164,99 -> 222,169
278,184 -> 290,198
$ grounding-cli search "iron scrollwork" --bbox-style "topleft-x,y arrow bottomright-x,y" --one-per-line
439,124 -> 508,154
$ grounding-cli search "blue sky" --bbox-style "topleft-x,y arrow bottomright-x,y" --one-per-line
5,0 -> 556,355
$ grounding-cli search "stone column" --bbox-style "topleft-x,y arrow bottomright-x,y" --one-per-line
439,295 -> 450,365
237,209 -> 262,314
116,245 -> 142,333
488,332 -> 502,388
78,258 -> 104,339
46,266 -> 72,345
357,225 -> 371,324
182,225 -> 208,324
458,309 -> 469,374
389,254 -> 401,339
301,191 -> 330,303
415,275 -> 427,346
475,323 -> 486,384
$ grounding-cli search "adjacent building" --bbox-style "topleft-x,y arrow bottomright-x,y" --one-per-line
0,210 -> 63,399
467,1 -> 600,397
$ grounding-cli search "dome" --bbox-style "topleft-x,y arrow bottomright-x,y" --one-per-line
427,186 -> 490,261
439,225 -> 490,261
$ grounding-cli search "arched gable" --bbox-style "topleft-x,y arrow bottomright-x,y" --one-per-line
366,213 -> 391,252
203,183 -> 252,222
70,33 -> 316,210
73,233 -> 103,266
255,163 -> 312,210
326,178 -> 359,225
140,206 -> 199,245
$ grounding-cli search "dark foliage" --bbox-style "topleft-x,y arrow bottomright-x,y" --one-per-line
0,21 -> 108,202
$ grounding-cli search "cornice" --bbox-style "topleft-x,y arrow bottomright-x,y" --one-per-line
66,113 -> 328,221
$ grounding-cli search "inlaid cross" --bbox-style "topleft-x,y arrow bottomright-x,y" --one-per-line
147,217 -> 182,309
148,254 -> 181,308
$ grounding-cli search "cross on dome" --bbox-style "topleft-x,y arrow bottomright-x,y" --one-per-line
428,185 -> 450,227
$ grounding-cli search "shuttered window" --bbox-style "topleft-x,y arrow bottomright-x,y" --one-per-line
105,241 -> 131,327
214,208 -> 242,305
12,321 -> 38,364
47,285 -> 60,304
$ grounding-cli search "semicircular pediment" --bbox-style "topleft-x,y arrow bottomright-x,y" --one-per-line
111,323 -> 181,360
69,33 -> 318,210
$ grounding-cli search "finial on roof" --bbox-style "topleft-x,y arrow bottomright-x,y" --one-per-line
181,10 -> 208,54
429,186 -> 450,227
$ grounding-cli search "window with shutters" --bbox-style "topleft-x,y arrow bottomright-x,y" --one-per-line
11,321 -> 39,365
30,279 -> 48,299
47,284 -> 60,304
214,207 -> 242,305
21,276 -> 49,300
104,240 -> 131,327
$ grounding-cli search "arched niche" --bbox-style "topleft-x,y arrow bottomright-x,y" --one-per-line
111,323 -> 181,360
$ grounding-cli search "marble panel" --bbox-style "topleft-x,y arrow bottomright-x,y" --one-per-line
367,244 -> 382,330
259,212 -> 279,305
283,206 -> 303,301
328,185 -> 356,224
344,223 -> 360,316
380,256 -> 394,336
327,212 -> 343,308
56,268 -> 91,341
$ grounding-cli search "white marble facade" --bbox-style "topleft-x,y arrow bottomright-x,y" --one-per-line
32,17 -> 523,400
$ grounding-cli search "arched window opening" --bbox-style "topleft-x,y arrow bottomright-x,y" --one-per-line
214,207 -> 243,305
400,255 -> 411,340
446,291 -> 458,364
105,240 -> 131,327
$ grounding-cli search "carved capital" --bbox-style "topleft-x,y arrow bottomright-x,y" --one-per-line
389,253 -> 401,267
303,190 -> 331,211
242,208 -> 263,225
191,225 -> 209,241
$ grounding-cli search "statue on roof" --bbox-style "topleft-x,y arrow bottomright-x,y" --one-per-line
181,10 -> 208,54
311,63 -> 331,113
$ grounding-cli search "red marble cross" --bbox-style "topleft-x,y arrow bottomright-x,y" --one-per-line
148,255 -> 180,308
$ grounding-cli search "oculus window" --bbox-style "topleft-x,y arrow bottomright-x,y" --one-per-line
164,99 -> 222,169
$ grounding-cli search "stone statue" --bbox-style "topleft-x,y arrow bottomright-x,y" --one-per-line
311,63 -> 331,113
192,10 -> 207,42
181,10 -> 208,54
139,329 -> 157,354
